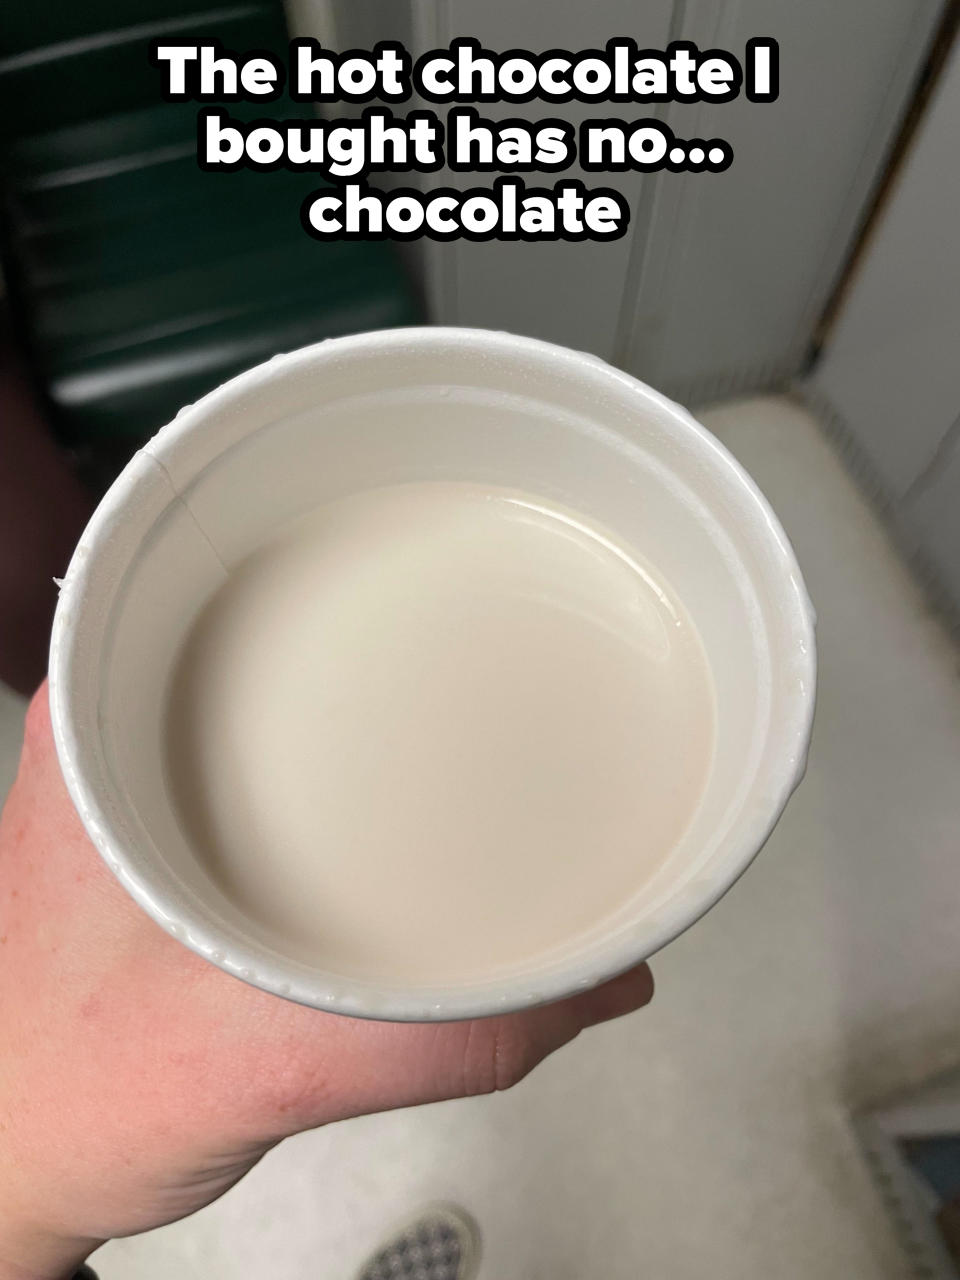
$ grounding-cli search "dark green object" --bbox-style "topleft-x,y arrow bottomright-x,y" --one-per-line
0,2 -> 420,462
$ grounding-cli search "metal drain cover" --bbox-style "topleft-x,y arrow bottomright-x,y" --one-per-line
358,1204 -> 481,1280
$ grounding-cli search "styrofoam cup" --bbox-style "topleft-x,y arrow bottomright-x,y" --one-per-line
50,327 -> 816,1021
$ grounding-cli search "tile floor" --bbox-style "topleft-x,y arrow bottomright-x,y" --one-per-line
2,395 -> 959,1279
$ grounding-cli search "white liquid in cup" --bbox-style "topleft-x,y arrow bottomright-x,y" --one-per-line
165,481 -> 716,984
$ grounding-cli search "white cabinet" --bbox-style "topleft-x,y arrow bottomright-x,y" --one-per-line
297,1 -> 943,400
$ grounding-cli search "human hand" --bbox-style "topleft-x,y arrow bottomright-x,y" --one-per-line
0,685 -> 653,1280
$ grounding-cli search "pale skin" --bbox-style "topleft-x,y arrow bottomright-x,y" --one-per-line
0,685 -> 654,1280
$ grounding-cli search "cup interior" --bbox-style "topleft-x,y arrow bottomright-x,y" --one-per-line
50,328 -> 815,1019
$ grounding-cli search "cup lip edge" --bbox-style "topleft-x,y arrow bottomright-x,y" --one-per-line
49,325 -> 817,1021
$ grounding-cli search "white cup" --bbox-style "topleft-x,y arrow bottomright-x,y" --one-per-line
50,327 -> 815,1021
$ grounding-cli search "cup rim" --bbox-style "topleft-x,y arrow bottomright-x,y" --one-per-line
49,326 -> 816,1021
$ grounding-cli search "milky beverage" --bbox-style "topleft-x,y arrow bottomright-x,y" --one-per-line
165,481 -> 715,985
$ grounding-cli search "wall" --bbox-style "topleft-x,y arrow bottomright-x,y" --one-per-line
811,32 -> 960,618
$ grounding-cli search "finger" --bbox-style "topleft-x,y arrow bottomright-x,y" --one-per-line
464,960 -> 655,1074
459,962 -> 654,1094
564,962 -> 655,1029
